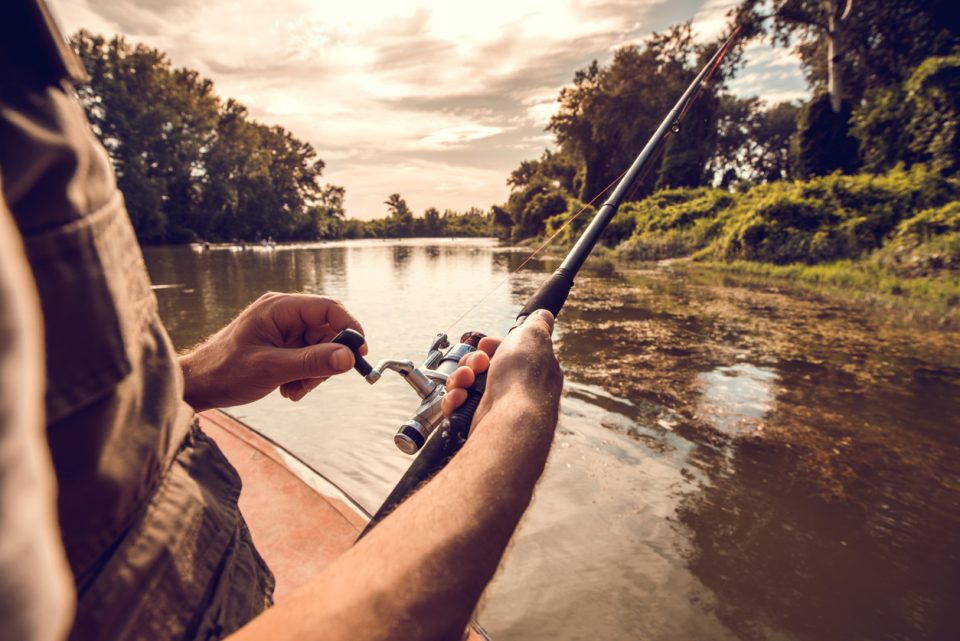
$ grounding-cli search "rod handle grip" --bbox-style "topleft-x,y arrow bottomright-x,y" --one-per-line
359,371 -> 486,538
517,270 -> 574,322
446,371 -> 486,442
332,329 -> 373,377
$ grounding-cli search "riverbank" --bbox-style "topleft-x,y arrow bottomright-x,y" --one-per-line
675,260 -> 960,328
534,165 -> 959,323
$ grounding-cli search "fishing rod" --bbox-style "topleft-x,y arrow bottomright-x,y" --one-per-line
333,26 -> 742,536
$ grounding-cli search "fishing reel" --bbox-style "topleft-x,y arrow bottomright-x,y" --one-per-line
333,329 -> 484,455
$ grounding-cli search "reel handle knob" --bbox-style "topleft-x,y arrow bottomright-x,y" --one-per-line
332,329 -> 373,377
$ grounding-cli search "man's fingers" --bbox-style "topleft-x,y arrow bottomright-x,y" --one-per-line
477,337 -> 501,358
455,349 -> 491,373
273,294 -> 365,340
302,377 -> 327,392
441,387 -> 468,417
465,350 -> 490,374
445,365 -> 475,391
269,343 -> 355,382
281,377 -> 327,402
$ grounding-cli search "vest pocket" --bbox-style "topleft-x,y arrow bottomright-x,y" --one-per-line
22,191 -> 143,423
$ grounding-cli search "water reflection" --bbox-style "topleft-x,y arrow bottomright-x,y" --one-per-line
697,363 -> 777,435
143,242 -> 960,641
391,245 -> 412,270
547,266 -> 960,640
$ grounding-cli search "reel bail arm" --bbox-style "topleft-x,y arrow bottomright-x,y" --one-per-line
332,329 -> 483,455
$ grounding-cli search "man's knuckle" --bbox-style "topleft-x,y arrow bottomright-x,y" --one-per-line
301,349 -> 323,375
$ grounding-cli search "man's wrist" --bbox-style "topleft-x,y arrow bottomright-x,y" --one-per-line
179,351 -> 212,412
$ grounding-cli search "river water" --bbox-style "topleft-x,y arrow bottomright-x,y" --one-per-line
143,239 -> 960,641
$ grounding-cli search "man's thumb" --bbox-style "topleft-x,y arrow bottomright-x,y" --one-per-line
524,308 -> 555,333
276,343 -> 355,381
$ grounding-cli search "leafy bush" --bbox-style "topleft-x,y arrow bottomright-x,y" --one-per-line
872,202 -> 960,275
852,53 -> 960,176
904,53 -> 960,175
791,93 -> 859,179
613,165 -> 959,266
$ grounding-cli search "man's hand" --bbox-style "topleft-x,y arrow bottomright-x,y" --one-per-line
441,309 -> 562,433
179,292 -> 367,411
227,309 -> 562,641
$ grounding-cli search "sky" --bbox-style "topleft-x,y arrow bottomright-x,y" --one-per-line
48,0 -> 808,220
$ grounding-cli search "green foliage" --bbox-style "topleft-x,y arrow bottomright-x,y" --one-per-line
701,259 -> 960,313
852,52 -> 960,175
792,93 -> 859,178
341,200 -> 492,239
618,188 -> 733,260
422,207 -> 443,236
517,191 -> 569,239
439,207 -> 489,237
611,165 -> 958,267
712,98 -> 801,186
657,91 -> 720,190
736,0 -> 960,107
72,31 -> 338,243
543,200 -> 594,244
384,193 -> 415,237
850,85 -> 912,173
872,202 -> 960,276
498,149 -> 579,239
905,53 -> 960,174
547,23 -> 722,202
895,201 -> 960,239
489,205 -> 513,239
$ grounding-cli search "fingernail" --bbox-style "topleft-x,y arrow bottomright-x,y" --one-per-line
530,309 -> 555,331
329,346 -> 353,371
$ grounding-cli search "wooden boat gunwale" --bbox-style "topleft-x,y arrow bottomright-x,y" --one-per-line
199,409 -> 490,641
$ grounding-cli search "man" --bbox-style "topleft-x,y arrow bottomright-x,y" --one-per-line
0,1 -> 563,640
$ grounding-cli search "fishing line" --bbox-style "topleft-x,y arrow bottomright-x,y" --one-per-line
675,26 -> 740,126
442,170 -> 627,336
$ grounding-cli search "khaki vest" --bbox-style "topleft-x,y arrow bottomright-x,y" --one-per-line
0,2 -> 274,639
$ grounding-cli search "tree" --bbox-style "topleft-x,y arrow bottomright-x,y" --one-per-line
384,193 -> 414,237
548,23 -> 727,202
711,98 -> 801,185
852,52 -> 960,175
792,92 -> 859,178
734,0 -> 960,176
298,184 -> 346,239
422,207 -> 442,236
490,205 -> 514,239
71,31 -> 339,243
735,0 -> 959,113
753,101 -> 801,181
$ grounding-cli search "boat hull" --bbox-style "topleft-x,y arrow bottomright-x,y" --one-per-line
199,410 -> 489,639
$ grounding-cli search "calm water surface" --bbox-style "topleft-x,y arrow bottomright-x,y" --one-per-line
143,239 -> 960,641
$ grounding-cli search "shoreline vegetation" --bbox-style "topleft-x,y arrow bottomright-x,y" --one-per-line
562,165 -> 960,318
71,3 -> 958,317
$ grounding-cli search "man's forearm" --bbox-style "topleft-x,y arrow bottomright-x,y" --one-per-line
228,393 -> 557,641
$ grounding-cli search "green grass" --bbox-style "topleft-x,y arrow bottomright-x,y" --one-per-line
586,165 -> 960,317
692,259 -> 960,321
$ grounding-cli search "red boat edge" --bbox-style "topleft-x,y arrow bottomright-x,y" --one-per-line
198,409 -> 491,640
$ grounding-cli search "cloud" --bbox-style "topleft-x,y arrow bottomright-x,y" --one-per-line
419,125 -> 507,148
691,0 -> 739,42
729,42 -> 809,104
49,0 -> 808,219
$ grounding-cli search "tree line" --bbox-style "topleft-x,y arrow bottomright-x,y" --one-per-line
74,0 -> 957,246
493,0 -> 959,241
340,195 -> 490,239
72,32 -> 491,243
